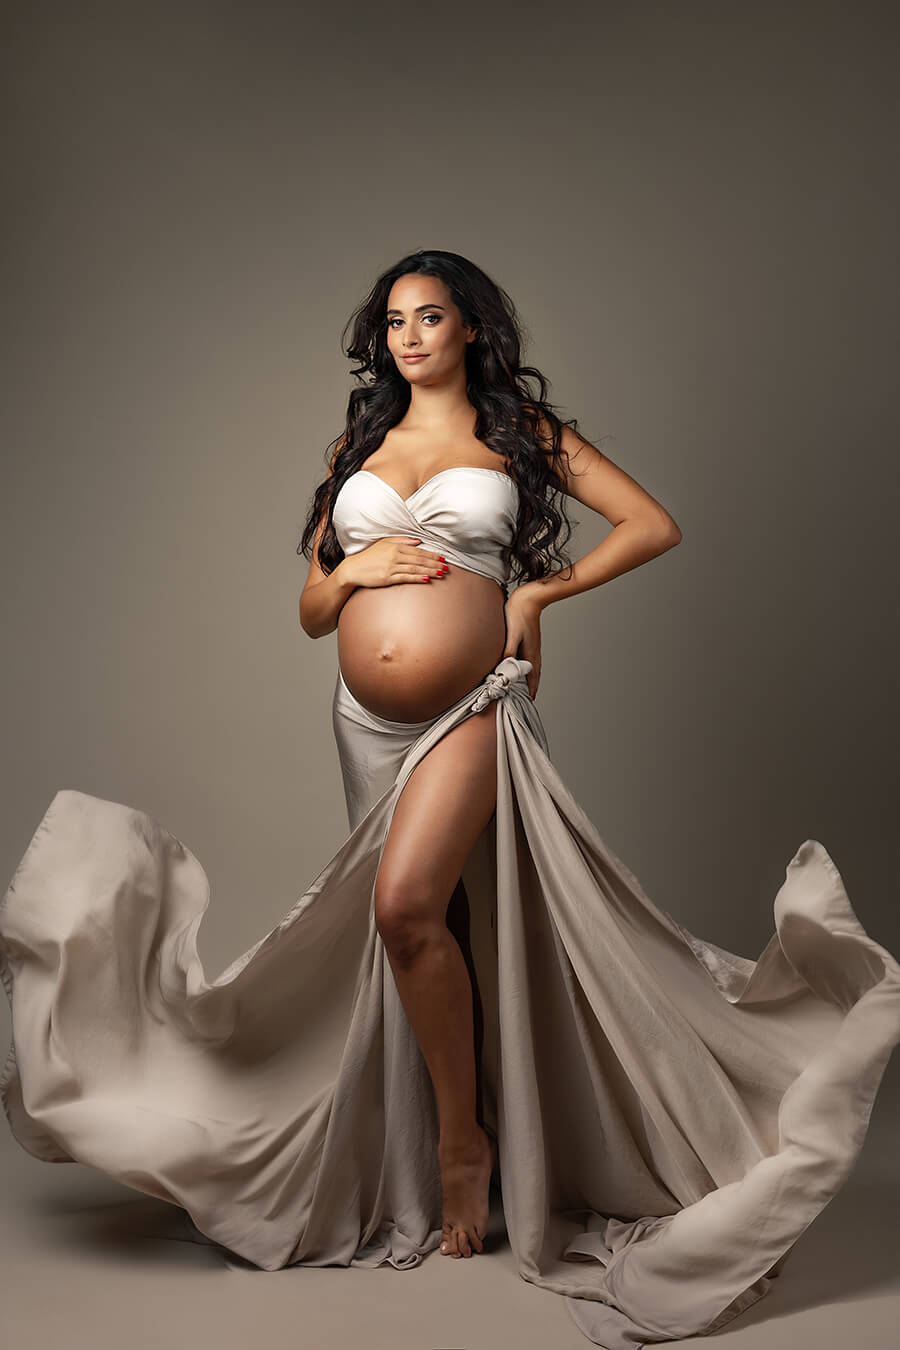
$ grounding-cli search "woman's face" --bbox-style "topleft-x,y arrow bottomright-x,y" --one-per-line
385,273 -> 476,383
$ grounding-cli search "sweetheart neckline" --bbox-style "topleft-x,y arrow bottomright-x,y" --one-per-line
356,465 -> 517,505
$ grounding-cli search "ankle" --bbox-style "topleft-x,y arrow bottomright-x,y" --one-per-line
438,1121 -> 487,1155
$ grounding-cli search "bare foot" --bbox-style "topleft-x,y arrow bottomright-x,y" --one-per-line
438,1125 -> 497,1258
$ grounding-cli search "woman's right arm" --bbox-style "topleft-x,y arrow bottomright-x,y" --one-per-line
300,553 -> 358,638
299,445 -> 444,637
301,534 -> 444,638
299,439 -> 354,638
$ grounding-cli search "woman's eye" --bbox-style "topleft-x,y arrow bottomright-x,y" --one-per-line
388,314 -> 440,328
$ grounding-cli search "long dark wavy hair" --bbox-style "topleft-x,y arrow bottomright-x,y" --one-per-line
298,248 -> 598,589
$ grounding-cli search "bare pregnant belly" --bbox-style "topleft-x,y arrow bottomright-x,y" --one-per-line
337,566 -> 509,722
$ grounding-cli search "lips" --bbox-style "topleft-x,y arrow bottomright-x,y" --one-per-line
402,354 -> 428,362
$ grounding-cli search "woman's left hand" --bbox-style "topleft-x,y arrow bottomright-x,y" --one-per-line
502,587 -> 544,700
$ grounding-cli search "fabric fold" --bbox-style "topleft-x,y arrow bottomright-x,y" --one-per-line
1,654 -> 898,1348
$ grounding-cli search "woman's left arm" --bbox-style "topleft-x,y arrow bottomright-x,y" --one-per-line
502,428 -> 682,700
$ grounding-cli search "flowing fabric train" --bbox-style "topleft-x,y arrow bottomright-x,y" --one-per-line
1,655 -> 898,1349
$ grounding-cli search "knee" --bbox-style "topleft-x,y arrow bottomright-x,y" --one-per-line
374,880 -> 438,963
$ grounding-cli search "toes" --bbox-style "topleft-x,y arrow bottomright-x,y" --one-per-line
441,1221 -> 486,1258
441,1223 -> 473,1258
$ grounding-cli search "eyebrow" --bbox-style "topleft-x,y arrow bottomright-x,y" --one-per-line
386,303 -> 447,316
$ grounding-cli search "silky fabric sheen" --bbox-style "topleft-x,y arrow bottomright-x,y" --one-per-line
2,482 -> 900,1348
332,465 -> 519,588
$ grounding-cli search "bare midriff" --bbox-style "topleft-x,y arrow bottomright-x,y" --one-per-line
337,562 -> 509,723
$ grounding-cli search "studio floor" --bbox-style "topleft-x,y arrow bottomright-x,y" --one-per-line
1,1059 -> 897,1350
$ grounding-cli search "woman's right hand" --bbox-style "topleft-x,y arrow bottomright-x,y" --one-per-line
340,536 -> 448,589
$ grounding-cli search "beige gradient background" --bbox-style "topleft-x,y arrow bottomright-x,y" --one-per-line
2,3 -> 898,1348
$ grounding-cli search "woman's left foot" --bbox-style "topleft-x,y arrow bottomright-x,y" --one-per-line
438,1124 -> 497,1258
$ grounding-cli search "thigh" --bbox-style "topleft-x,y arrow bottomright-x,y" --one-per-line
374,703 -> 499,929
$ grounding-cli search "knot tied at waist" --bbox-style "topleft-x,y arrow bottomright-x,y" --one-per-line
469,656 -> 533,713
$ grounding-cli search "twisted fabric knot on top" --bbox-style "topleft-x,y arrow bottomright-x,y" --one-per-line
469,656 -> 532,714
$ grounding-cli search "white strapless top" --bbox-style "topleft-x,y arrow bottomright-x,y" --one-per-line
332,466 -> 519,587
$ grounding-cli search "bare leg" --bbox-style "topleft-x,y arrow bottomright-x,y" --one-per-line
373,701 -> 499,1258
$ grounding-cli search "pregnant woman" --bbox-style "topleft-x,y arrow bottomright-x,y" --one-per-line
2,249 -> 899,1349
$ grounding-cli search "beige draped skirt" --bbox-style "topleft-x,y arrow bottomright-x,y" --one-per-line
2,655 -> 898,1349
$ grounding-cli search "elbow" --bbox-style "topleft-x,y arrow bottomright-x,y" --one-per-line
299,607 -> 334,640
654,513 -> 682,549
299,603 -> 318,640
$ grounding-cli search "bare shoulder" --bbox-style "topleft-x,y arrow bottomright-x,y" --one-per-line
523,403 -> 681,536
